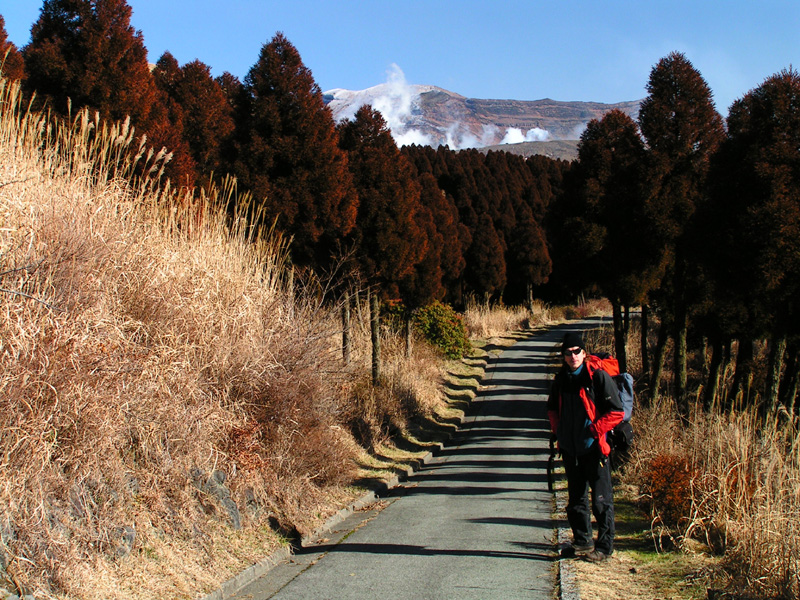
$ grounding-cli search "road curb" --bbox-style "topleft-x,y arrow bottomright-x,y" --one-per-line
555,490 -> 582,600
202,344 -> 506,600
201,444 -> 449,600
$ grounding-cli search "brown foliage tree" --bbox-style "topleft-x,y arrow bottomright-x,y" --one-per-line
338,105 -> 426,300
402,145 -> 471,303
571,110 -> 654,370
639,52 -> 725,410
153,52 -> 235,184
465,213 -> 507,300
23,0 -> 196,186
0,15 -> 25,80
233,32 -> 356,268
708,68 -> 800,413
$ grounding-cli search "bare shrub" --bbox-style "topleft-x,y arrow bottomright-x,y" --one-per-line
640,452 -> 697,530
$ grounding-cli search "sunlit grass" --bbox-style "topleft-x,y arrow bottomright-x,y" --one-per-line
0,74 -> 463,599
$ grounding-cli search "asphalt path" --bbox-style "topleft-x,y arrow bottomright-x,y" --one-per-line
228,319 -> 606,600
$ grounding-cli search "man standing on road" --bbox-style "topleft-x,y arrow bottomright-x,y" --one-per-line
547,332 -> 624,563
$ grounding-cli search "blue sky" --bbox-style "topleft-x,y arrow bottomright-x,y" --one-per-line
3,1 -> 798,115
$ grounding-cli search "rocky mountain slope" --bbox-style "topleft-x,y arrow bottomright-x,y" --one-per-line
324,82 -> 640,160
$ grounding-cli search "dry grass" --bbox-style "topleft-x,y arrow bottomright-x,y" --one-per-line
462,296 -> 611,340
462,298 -> 534,338
584,319 -> 800,599
0,75 -> 457,599
621,401 -> 800,598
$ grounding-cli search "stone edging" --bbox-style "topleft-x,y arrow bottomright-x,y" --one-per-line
203,334 -> 581,600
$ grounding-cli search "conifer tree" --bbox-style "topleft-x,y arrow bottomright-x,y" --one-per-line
0,16 -> 25,80
338,105 -> 427,380
570,110 -> 654,371
508,204 -> 551,309
398,173 -> 446,308
338,105 -> 426,299
23,0 -> 196,186
401,146 -> 468,304
465,213 -> 507,300
638,52 -> 725,411
414,171 -> 466,302
708,68 -> 800,414
153,53 -> 235,182
232,32 -> 356,268
492,151 -> 552,305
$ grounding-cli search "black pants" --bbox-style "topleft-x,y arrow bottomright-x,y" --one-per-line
562,445 -> 615,555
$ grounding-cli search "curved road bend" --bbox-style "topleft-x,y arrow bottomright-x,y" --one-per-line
228,318 -> 606,600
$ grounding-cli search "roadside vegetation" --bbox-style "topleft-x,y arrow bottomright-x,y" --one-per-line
0,73 -> 593,600
574,324 -> 799,600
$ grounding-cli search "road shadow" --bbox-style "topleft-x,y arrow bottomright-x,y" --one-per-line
296,541 -> 555,563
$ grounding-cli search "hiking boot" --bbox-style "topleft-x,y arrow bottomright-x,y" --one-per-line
560,542 -> 593,558
584,549 -> 609,563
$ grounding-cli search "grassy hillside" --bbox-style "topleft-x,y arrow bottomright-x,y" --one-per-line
0,75 -> 493,599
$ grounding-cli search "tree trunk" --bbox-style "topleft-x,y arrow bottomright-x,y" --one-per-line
700,337 -> 709,378
779,341 -> 800,415
650,318 -> 669,404
704,336 -> 723,411
370,290 -> 381,386
526,282 -> 534,314
670,246 -> 690,417
674,306 -> 689,417
612,300 -> 627,373
641,304 -> 651,381
354,289 -> 365,328
405,312 -> 413,359
341,291 -> 351,365
730,337 -> 755,411
764,332 -> 787,417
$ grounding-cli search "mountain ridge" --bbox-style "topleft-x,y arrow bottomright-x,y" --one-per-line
323,82 -> 641,160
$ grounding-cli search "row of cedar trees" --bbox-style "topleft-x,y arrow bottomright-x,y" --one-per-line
2,2 -> 800,417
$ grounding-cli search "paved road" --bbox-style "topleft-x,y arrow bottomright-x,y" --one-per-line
229,320 -> 603,600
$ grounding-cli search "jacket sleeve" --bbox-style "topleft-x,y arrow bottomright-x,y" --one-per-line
546,376 -> 560,434
588,370 -> 624,439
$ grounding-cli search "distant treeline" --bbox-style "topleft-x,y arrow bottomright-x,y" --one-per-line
3,2 -> 800,415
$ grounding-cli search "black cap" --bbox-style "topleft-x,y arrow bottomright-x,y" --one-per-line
561,332 -> 585,352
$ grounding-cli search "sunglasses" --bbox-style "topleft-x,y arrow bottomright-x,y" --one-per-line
563,348 -> 583,356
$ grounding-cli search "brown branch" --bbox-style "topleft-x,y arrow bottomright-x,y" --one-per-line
0,177 -> 37,189
0,288 -> 64,313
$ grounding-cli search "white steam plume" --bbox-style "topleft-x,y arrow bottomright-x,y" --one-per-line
329,65 -> 553,149
500,127 -> 551,145
366,64 -> 435,147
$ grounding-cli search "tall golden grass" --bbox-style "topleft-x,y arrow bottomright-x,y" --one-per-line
461,296 -> 610,339
590,322 -> 800,599
0,74 -> 458,599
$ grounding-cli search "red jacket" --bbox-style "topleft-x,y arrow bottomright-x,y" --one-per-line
547,355 -> 625,456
